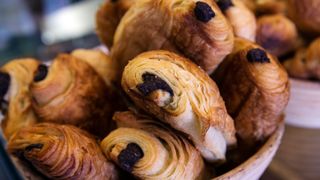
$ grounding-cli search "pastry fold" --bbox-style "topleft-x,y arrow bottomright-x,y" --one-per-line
1,59 -> 40,139
7,123 -> 118,180
101,111 -> 206,179
213,38 -> 289,144
256,14 -> 298,57
216,0 -> 257,41
284,38 -> 320,80
111,0 -> 234,74
31,51 -> 116,137
121,50 -> 236,162
96,0 -> 137,48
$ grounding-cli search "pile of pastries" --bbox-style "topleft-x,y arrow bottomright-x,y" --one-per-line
4,0 -> 320,179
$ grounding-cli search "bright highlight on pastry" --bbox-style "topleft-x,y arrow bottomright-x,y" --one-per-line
0,59 -> 40,139
101,111 -> 206,179
121,50 -> 236,162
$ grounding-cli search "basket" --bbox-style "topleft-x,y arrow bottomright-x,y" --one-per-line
274,78 -> 320,180
214,123 -> 284,180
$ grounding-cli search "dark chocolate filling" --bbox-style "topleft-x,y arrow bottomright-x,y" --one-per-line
0,72 -> 10,98
194,1 -> 215,23
137,73 -> 173,96
34,64 -> 48,82
118,143 -> 144,172
246,48 -> 270,63
217,0 -> 234,11
25,144 -> 44,152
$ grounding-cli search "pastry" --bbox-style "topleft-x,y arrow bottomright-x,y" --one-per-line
216,0 -> 257,41
30,52 -> 116,138
71,49 -> 117,85
111,0 -> 234,74
284,38 -> 320,80
7,123 -> 118,180
213,38 -> 289,144
101,111 -> 206,179
121,50 -> 236,162
256,14 -> 298,57
287,0 -> 320,35
255,0 -> 287,16
0,59 -> 40,139
96,0 -> 137,48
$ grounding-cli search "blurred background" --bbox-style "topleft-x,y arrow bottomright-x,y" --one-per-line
0,0 -> 103,65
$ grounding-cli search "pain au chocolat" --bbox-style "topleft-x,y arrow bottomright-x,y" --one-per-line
30,50 -> 117,138
101,111 -> 207,179
216,0 -> 257,41
8,123 -> 118,180
213,38 -> 289,144
111,0 -> 234,75
284,38 -> 320,80
121,50 -> 236,162
96,0 -> 137,48
0,59 -> 40,139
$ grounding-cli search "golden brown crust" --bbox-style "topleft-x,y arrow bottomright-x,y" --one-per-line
101,111 -> 206,179
218,0 -> 257,41
31,53 -> 115,138
96,0 -> 136,48
1,59 -> 40,139
255,0 -> 287,16
8,123 -> 118,180
71,49 -> 117,86
111,0 -> 234,75
284,38 -> 320,80
256,14 -> 298,57
287,0 -> 320,35
121,50 -> 236,162
213,38 -> 289,144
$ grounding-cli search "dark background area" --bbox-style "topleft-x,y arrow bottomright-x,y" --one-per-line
0,0 -> 102,65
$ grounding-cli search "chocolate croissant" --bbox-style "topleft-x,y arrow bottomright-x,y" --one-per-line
111,0 -> 234,74
216,0 -> 257,41
213,38 -> 289,144
256,14 -> 298,57
0,59 -> 40,139
284,38 -> 320,80
101,111 -> 206,179
7,123 -> 118,179
31,52 -> 116,137
121,50 -> 236,162
96,0 -> 137,47
287,0 -> 320,35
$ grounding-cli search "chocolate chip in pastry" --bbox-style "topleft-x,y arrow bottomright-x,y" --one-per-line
101,111 -> 207,179
111,0 -> 234,75
287,0 -> 320,35
30,52 -> 116,138
121,50 -> 236,162
284,38 -> 320,80
7,123 -> 118,180
0,59 -> 40,139
213,38 -> 289,144
96,0 -> 137,48
216,0 -> 257,41
256,14 -> 298,57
